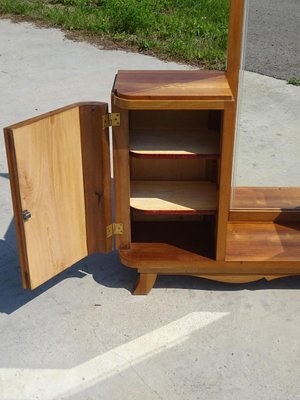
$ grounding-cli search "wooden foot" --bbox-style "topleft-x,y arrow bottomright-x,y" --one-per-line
133,273 -> 157,295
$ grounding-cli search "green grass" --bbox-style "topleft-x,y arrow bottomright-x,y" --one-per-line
0,0 -> 230,69
288,78 -> 300,86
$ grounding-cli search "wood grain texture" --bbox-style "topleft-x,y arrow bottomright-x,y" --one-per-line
130,158 -> 208,181
130,181 -> 217,214
216,103 -> 236,260
111,101 -> 131,249
131,210 -> 205,222
114,96 -> 227,110
130,129 -> 219,158
226,222 -> 300,261
129,109 -> 219,158
226,0 -> 245,99
119,243 -> 300,273
231,187 -> 300,210
215,0 -> 246,260
114,70 -> 233,100
79,104 -> 112,253
120,242 -> 300,271
130,109 -> 209,131
4,103 -> 111,289
229,210 -> 300,222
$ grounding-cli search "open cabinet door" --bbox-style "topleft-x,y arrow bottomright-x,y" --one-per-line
4,102 -> 112,289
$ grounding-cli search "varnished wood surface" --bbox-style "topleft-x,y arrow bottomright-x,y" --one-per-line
114,70 -> 233,100
130,181 -> 217,214
231,187 -> 300,210
129,109 -> 219,158
216,103 -> 235,260
130,109 -> 209,131
130,158 -> 210,181
216,0 -> 246,260
119,242 -> 300,272
226,222 -> 300,261
229,210 -> 300,222
114,96 -> 228,110
133,273 -> 157,295
112,103 -> 131,249
130,129 -> 219,158
79,104 -> 112,254
226,0 -> 245,99
5,103 -> 112,289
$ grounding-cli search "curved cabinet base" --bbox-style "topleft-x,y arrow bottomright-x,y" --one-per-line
192,274 -> 288,284
132,272 -> 293,295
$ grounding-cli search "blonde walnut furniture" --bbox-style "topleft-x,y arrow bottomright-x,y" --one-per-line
4,0 -> 300,294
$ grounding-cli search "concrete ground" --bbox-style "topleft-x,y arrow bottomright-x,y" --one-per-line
245,0 -> 300,80
1,19 -> 300,400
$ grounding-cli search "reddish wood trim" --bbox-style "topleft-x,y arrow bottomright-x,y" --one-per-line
129,151 -> 219,160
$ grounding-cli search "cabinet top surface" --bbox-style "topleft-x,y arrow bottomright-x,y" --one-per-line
113,70 -> 233,101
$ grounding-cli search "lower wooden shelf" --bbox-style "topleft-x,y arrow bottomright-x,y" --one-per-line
226,222 -> 300,261
119,241 -> 300,273
131,220 -> 215,258
119,222 -> 300,276
130,180 -> 217,214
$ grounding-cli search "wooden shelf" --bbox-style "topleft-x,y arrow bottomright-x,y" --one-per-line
130,180 -> 217,214
226,222 -> 300,261
130,129 -> 219,159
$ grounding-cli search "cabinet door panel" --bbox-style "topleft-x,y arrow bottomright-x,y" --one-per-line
4,102 -> 112,289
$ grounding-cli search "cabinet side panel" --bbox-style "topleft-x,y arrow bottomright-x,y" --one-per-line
112,103 -> 131,249
79,104 -> 112,253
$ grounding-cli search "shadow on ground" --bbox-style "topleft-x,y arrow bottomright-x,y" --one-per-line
2,172 -> 300,315
2,214 -> 300,315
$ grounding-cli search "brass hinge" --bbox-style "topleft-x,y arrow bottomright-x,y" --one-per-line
106,223 -> 124,238
102,113 -> 120,129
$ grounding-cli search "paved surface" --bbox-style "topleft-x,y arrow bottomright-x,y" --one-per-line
245,0 -> 300,79
1,19 -> 300,400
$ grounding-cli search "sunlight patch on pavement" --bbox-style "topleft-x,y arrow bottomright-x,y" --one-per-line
0,311 -> 229,400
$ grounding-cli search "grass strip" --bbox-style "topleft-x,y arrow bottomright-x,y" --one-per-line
0,0 -> 230,69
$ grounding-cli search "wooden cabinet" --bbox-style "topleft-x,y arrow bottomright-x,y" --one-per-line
4,0 -> 300,294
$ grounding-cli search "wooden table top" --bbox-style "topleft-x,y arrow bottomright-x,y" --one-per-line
113,70 -> 233,101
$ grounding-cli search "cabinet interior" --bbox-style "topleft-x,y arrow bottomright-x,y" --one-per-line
128,109 -> 221,257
